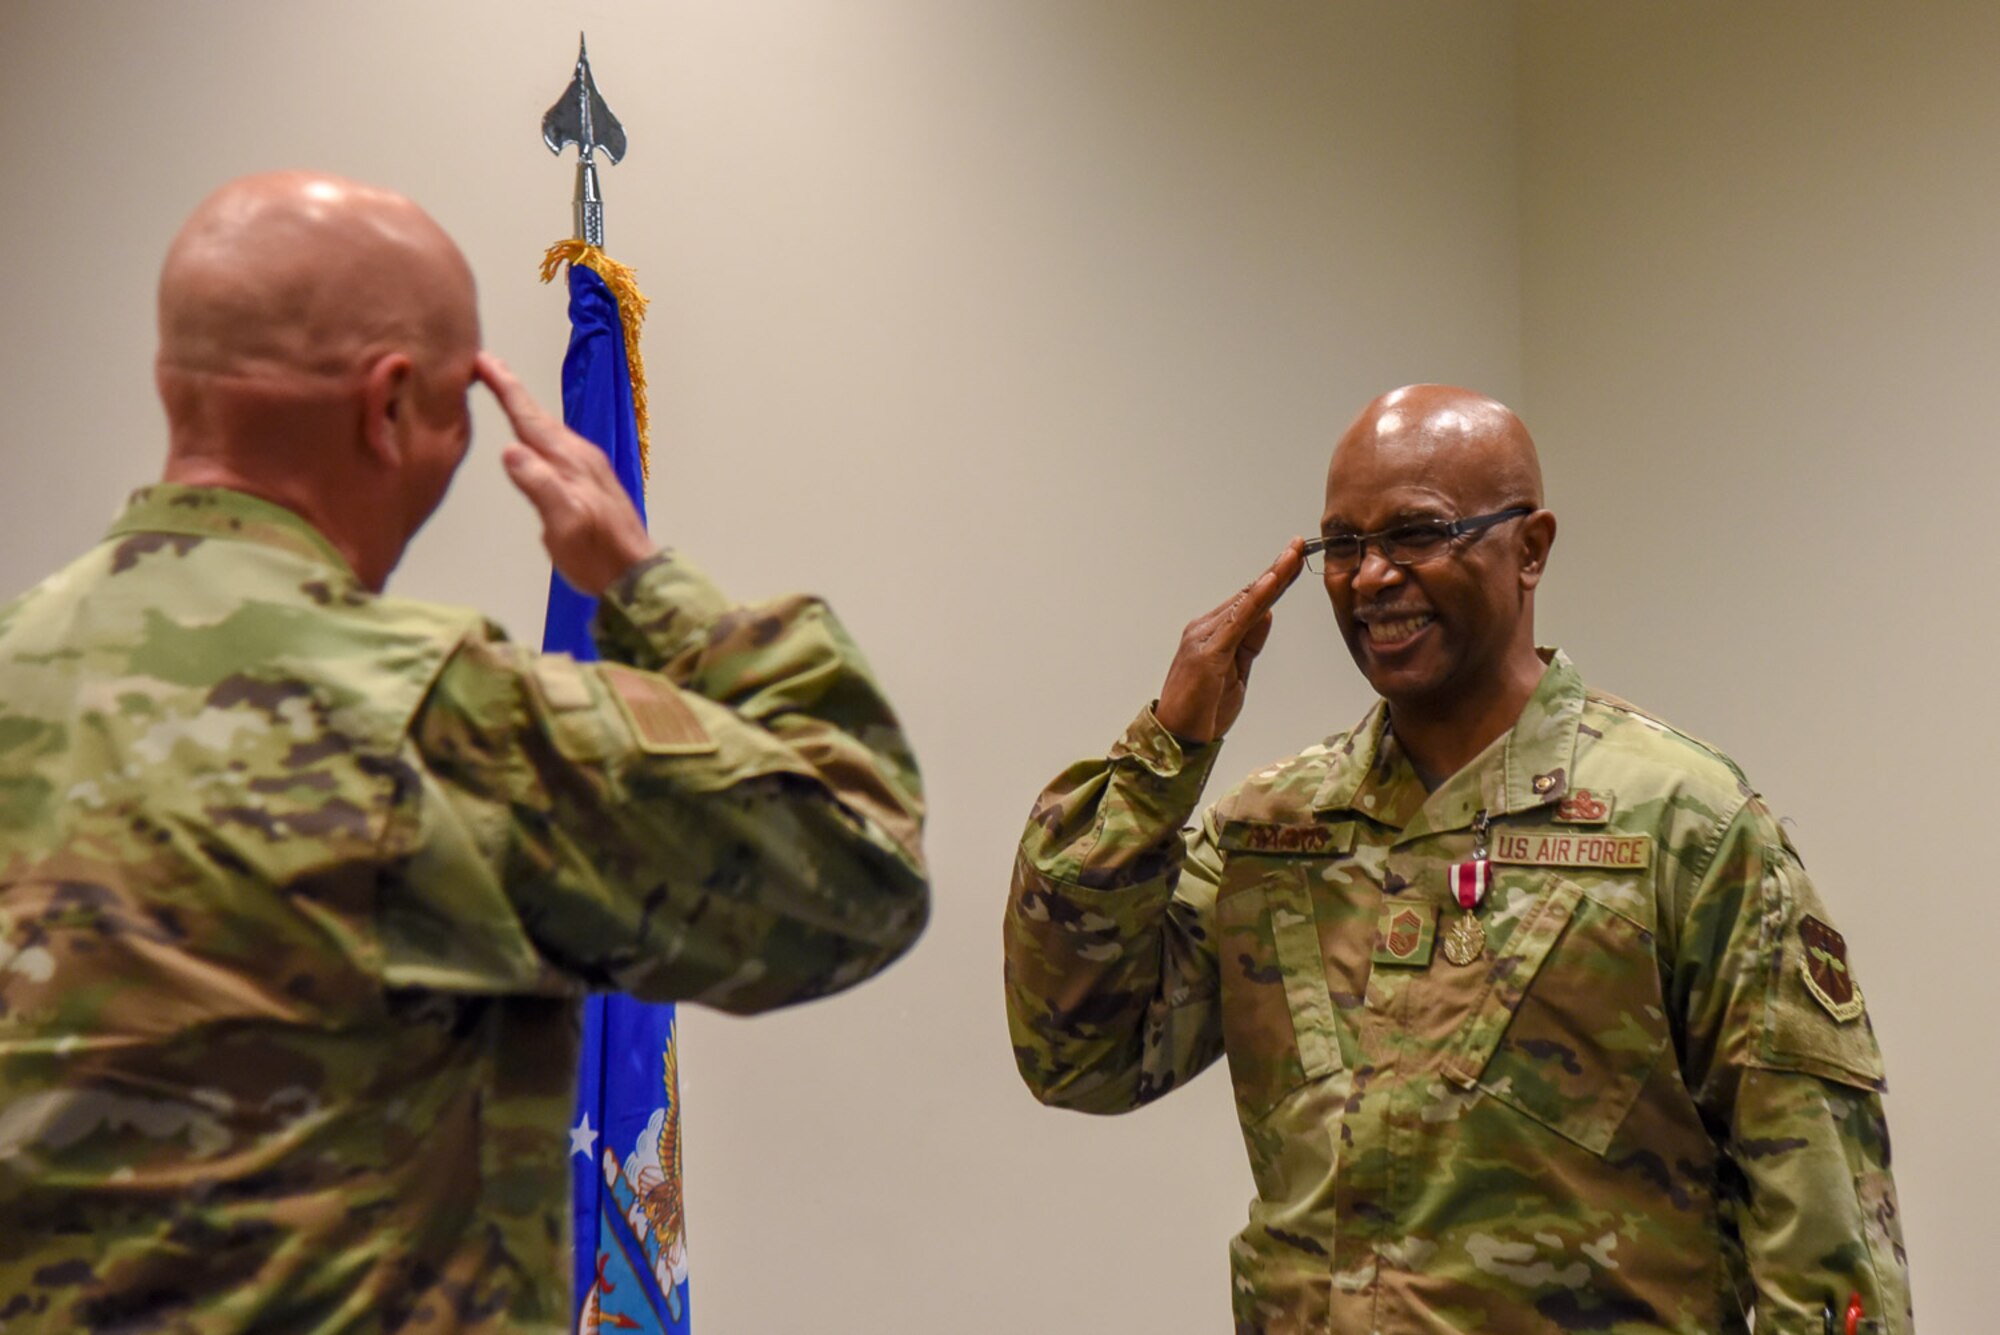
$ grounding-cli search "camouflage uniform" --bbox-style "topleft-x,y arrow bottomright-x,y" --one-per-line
0,485 -> 928,1331
1006,651 -> 1908,1334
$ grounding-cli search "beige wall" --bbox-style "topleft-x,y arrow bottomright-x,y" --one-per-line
1521,4 -> 2000,1324
0,1 -> 1981,1329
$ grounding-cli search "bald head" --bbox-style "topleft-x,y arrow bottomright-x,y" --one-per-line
157,170 -> 476,384
1329,384 -> 1542,515
153,172 -> 483,591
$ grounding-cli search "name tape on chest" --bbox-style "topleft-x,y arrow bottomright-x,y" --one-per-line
1218,820 -> 1350,855
1490,829 -> 1651,871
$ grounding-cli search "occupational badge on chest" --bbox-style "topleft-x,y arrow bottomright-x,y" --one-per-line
1554,788 -> 1613,824
1371,902 -> 1438,967
1440,913 -> 1486,966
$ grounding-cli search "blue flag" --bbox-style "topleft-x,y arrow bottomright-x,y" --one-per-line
543,260 -> 690,1334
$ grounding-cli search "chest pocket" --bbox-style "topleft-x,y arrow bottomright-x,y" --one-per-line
1214,859 -> 1343,1123
1441,872 -> 1672,1156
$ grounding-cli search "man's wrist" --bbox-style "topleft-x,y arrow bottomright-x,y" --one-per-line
1117,702 -> 1221,785
1151,703 -> 1208,744
599,548 -> 674,606
590,548 -> 732,674
610,535 -> 659,582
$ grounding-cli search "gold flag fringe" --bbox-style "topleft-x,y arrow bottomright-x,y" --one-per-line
539,240 -> 652,478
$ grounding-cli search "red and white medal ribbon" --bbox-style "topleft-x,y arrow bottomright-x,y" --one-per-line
1449,856 -> 1489,911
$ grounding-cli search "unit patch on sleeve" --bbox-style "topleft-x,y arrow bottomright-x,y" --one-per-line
1798,915 -> 1865,1022
1489,829 -> 1650,870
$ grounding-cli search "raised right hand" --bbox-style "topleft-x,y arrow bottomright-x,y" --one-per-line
476,352 -> 658,597
1154,540 -> 1306,743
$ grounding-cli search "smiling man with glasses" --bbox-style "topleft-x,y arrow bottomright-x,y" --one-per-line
1004,385 -> 1910,1333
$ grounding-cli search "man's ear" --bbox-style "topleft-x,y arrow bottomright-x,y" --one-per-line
360,352 -> 415,467
1518,509 -> 1557,591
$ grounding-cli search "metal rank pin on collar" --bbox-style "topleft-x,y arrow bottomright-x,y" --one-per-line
542,33 -> 628,246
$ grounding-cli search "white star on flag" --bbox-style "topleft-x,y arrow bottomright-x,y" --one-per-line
569,1112 -> 598,1159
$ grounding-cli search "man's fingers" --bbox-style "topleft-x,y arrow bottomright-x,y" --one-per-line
1239,610 -> 1275,660
1253,538 -> 1307,608
1215,539 -> 1307,640
1272,536 -> 1306,588
1162,542 -> 1303,744
1238,540 -> 1307,619
500,442 -> 566,514
475,353 -> 539,431
476,353 -> 576,464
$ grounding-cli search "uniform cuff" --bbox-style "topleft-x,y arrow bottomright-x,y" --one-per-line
1113,703 -> 1220,780
590,549 -> 733,671
1101,703 -> 1223,839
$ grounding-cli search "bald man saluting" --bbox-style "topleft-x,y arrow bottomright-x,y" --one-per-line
0,173 -> 927,1327
1006,387 -> 1909,1333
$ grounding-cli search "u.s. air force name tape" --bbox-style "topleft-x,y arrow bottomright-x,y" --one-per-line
1489,830 -> 1650,870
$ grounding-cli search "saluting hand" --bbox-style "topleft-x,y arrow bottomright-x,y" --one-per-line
1154,540 -> 1306,744
477,352 -> 657,598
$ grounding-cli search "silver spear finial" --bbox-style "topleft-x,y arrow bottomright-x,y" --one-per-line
542,33 -> 627,246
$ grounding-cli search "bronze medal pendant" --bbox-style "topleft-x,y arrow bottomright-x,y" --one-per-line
1441,913 -> 1486,966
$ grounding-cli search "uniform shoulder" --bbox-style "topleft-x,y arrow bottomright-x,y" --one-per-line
384,594 -> 532,713
1578,686 -> 1755,811
245,579 -> 509,744
299,582 -> 504,692
1210,730 -> 1353,825
352,585 -> 497,642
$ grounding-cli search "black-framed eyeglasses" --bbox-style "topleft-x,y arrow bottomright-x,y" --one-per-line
1303,506 -> 1534,574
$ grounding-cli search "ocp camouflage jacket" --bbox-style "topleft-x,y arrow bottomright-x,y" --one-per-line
0,485 -> 929,1331
1006,651 -> 1908,1334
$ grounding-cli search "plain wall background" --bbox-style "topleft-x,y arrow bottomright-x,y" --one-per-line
0,2 -> 1987,1329
1519,4 -> 2000,1321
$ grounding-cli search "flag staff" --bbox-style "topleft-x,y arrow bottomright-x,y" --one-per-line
536,35 -> 682,1331
542,34 -> 628,246
538,34 -> 652,475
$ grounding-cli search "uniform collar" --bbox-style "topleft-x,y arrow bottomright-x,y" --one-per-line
1311,649 -> 1585,840
107,484 -> 356,576
1308,701 -> 1427,831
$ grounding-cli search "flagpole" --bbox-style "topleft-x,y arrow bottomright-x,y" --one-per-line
540,33 -> 652,479
540,38 -> 687,1333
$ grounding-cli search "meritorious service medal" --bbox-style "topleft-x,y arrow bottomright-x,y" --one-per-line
1443,810 -> 1491,966
1441,913 -> 1486,966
